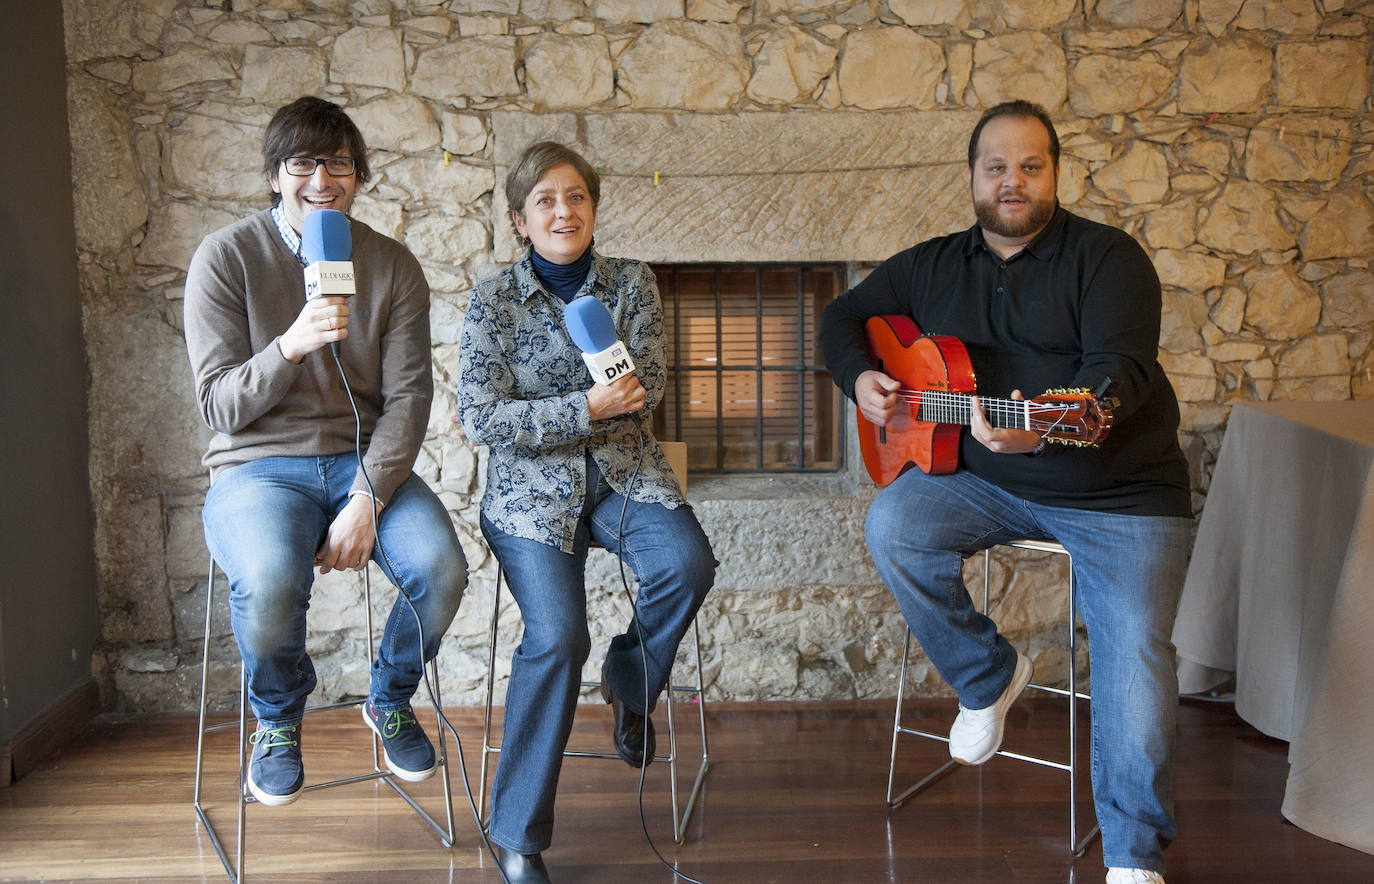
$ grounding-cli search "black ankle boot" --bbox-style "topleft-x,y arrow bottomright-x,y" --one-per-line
494,845 -> 552,884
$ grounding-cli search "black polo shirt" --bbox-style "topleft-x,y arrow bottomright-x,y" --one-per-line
821,207 -> 1191,517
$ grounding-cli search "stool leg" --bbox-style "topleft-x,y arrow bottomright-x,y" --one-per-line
429,656 -> 457,845
673,614 -> 711,844
478,570 -> 503,824
236,662 -> 248,881
1066,557 -> 1100,855
885,630 -> 911,807
665,666 -> 681,837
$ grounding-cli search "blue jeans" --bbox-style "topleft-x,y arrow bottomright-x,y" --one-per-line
481,457 -> 716,854
865,467 -> 1191,874
203,454 -> 468,728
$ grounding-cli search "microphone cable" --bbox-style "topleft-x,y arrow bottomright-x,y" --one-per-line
616,416 -> 708,884
330,347 -> 513,884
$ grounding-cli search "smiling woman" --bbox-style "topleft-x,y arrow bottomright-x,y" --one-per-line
457,140 -> 717,883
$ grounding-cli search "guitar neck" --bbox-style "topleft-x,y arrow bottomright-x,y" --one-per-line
912,390 -> 1026,430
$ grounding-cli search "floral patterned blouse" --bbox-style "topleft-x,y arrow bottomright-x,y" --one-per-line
458,251 -> 686,553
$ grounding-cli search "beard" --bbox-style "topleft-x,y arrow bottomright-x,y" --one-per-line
973,191 -> 1057,239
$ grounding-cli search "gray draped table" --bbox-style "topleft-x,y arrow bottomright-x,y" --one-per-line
1173,400 -> 1374,855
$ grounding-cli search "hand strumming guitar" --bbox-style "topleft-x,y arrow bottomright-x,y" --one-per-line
855,369 -> 902,427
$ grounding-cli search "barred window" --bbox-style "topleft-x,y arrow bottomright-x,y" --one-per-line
650,264 -> 845,474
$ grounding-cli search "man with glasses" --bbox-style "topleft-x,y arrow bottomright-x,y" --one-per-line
184,96 -> 467,806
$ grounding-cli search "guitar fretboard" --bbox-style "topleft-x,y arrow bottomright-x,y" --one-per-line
901,390 -> 1027,429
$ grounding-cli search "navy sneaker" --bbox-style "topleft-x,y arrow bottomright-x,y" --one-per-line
246,724 -> 303,806
362,701 -> 437,782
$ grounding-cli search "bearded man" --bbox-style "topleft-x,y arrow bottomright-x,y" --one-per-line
820,100 -> 1192,884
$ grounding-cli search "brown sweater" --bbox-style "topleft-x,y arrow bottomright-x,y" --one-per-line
184,209 -> 432,504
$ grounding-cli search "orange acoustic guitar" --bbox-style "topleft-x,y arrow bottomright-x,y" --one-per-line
858,314 -> 1114,486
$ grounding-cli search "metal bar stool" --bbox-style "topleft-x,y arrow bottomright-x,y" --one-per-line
476,441 -> 711,844
885,539 -> 1101,856
192,558 -> 458,882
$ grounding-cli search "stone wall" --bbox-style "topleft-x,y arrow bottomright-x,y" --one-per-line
63,0 -> 1372,713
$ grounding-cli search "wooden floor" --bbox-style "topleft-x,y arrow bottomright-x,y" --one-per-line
2,698 -> 1371,883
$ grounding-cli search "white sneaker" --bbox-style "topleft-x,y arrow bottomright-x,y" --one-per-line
948,651 -> 1033,765
1106,869 -> 1165,884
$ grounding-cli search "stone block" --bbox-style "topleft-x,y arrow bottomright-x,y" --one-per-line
986,0 -> 1076,28
490,110 -> 979,263
94,493 -> 174,644
1160,289 -> 1208,352
64,0 -> 174,63
67,76 -> 148,256
130,47 -> 235,94
1070,54 -> 1174,116
1276,40 -> 1368,110
240,46 -> 327,103
1242,265 -> 1320,340
383,156 -> 494,208
412,38 -> 520,102
687,0 -> 746,21
1154,248 -> 1226,292
1197,180 -> 1295,256
1094,0 -> 1184,28
1320,272 -> 1374,329
162,105 -> 268,202
1198,0 -> 1243,36
836,27 -> 944,110
442,113 -> 489,156
1158,350 -> 1218,401
1144,198 -> 1197,250
1278,333 -> 1351,382
172,575 -> 233,643
164,504 -> 209,580
1178,37 -> 1271,114
331,27 -> 407,91
209,20 -> 272,43
138,202 -> 243,270
1092,141 -> 1169,205
1301,193 -> 1374,262
406,214 -> 488,264
889,0 -> 972,28
347,94 -> 441,154
747,26 -> 836,107
524,34 -> 615,110
618,22 -> 748,111
1210,287 -> 1246,334
1244,116 -> 1353,183
972,32 -> 1067,112
1235,0 -> 1319,32
1206,341 -> 1266,363
591,0 -> 683,22
350,195 -> 404,240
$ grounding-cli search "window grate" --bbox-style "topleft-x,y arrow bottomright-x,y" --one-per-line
650,263 -> 846,474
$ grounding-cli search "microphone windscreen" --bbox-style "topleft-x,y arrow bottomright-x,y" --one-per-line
301,209 -> 352,263
564,295 -> 619,354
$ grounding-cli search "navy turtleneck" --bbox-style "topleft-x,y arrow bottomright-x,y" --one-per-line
530,246 -> 593,303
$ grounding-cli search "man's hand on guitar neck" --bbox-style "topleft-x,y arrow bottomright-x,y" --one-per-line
970,390 -> 1043,455
856,370 -> 903,426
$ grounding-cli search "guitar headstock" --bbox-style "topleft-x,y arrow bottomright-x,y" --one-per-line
1028,387 -> 1113,447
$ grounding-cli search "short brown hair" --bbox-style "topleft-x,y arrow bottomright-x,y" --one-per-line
506,141 -> 600,239
967,100 -> 1060,169
261,97 -> 371,205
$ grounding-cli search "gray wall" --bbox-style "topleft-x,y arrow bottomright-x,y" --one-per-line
0,2 -> 100,747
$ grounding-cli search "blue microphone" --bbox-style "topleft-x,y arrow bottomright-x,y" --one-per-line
302,209 -> 355,300
565,295 -> 635,385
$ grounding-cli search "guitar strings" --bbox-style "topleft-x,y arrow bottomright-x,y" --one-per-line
894,389 -> 1075,436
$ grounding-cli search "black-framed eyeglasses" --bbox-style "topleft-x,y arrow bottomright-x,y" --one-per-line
281,156 -> 356,177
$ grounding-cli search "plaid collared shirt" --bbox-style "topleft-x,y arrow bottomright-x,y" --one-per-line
270,205 -> 306,266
